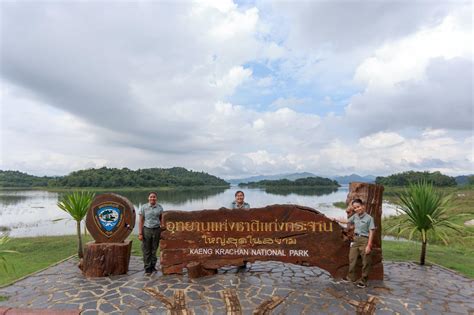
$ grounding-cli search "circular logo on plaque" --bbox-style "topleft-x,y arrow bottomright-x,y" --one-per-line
86,193 -> 136,243
96,205 -> 123,234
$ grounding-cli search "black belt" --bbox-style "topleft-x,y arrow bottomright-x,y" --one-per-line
355,233 -> 368,238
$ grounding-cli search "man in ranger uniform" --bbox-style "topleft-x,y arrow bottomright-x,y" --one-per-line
138,191 -> 164,275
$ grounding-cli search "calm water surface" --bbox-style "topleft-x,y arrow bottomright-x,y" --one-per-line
0,187 -> 398,237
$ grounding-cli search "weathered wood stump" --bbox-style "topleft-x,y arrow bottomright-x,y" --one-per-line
82,193 -> 136,277
346,182 -> 384,280
81,240 -> 132,277
186,261 -> 217,278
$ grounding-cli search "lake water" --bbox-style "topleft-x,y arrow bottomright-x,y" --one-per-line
0,186 -> 399,237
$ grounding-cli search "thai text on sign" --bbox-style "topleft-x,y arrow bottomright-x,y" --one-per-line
166,219 -> 334,233
160,205 -> 351,277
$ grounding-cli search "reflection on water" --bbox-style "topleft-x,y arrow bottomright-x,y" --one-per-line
0,186 -> 399,237
263,187 -> 338,196
0,194 -> 30,206
115,187 -> 227,206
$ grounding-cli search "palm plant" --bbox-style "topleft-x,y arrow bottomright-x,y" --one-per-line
0,235 -> 18,272
57,191 -> 95,258
387,180 -> 462,265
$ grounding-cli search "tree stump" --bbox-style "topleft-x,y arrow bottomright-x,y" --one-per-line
346,182 -> 384,280
81,240 -> 132,277
186,261 -> 217,278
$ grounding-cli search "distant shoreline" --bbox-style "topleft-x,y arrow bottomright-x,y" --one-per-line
0,185 -> 230,192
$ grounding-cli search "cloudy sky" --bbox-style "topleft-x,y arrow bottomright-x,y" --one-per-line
0,0 -> 472,178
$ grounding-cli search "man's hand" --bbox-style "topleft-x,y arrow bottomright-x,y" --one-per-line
365,245 -> 372,254
138,234 -> 143,241
346,205 -> 354,215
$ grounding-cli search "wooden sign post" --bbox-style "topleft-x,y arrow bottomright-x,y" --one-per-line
81,193 -> 136,277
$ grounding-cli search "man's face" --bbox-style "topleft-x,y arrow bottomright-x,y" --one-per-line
148,193 -> 157,205
353,202 -> 365,215
235,192 -> 245,204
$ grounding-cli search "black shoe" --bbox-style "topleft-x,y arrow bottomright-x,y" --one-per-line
145,268 -> 152,275
356,281 -> 367,288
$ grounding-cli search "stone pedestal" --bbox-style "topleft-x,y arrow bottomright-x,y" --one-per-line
81,240 -> 132,277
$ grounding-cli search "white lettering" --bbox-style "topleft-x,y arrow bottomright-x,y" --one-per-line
189,248 -> 213,255
289,250 -> 309,257
214,248 -> 249,256
250,249 -> 286,256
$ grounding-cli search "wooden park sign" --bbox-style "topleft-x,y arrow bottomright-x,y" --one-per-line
81,193 -> 136,277
160,182 -> 384,280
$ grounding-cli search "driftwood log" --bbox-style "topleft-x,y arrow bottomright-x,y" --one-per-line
80,240 -> 132,277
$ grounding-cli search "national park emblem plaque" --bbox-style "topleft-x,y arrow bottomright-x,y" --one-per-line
95,203 -> 123,235
86,193 -> 136,243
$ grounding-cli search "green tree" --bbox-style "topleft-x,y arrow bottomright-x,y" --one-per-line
376,171 -> 457,187
387,181 -> 462,265
57,191 -> 95,258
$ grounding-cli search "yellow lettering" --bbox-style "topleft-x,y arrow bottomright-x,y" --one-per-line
323,222 -> 333,232
263,238 -> 273,244
166,222 -> 176,233
185,222 -> 193,232
175,221 -> 185,232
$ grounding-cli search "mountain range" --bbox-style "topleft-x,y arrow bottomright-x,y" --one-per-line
227,173 -> 375,185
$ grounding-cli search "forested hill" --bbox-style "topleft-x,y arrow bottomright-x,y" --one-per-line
0,167 -> 229,188
0,170 -> 55,187
239,176 -> 340,188
375,171 -> 457,187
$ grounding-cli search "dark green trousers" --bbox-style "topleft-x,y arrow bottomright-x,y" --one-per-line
348,236 -> 372,283
142,227 -> 161,270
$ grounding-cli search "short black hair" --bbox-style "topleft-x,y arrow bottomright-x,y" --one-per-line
235,190 -> 245,197
351,198 -> 364,205
148,191 -> 158,197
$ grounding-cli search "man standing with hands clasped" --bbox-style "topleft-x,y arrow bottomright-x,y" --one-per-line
336,198 -> 376,288
138,192 -> 163,276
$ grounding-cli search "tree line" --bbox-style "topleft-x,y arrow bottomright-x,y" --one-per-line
375,171 -> 459,187
239,176 -> 340,188
0,167 -> 229,188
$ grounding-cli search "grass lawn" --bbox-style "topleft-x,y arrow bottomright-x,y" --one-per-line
0,234 -> 144,287
382,240 -> 474,278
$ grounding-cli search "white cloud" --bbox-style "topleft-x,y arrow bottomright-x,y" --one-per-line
211,66 -> 253,94
0,1 -> 472,178
209,7 -> 259,40
345,9 -> 472,134
354,10 -> 472,88
422,129 -> 448,138
359,132 -> 405,149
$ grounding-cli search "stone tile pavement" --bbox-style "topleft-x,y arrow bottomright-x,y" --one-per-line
0,257 -> 473,314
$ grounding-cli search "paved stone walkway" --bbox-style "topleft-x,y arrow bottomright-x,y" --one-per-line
0,257 -> 473,314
